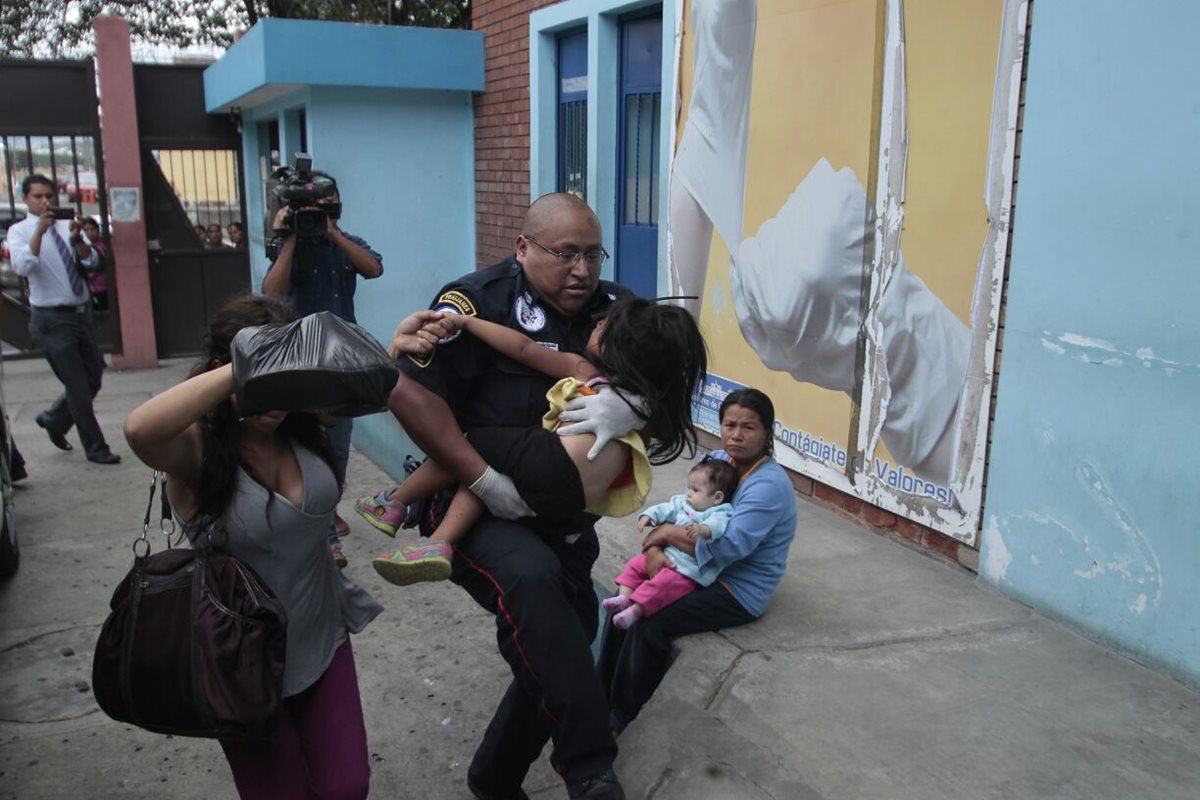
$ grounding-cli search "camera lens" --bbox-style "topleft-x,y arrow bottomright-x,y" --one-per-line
293,207 -> 326,239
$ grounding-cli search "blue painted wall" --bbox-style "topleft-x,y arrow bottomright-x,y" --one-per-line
207,23 -> 480,481
980,0 -> 1200,686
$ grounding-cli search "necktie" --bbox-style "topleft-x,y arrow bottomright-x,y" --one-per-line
49,226 -> 85,297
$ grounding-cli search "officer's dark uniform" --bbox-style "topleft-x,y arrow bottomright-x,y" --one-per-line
398,256 -> 630,793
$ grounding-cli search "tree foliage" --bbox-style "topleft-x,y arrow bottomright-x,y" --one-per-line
0,0 -> 470,59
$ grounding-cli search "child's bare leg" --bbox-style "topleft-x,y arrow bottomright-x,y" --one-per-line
356,459 -> 458,537
389,459 -> 456,506
426,485 -> 484,544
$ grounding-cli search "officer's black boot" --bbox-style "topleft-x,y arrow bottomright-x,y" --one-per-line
566,770 -> 627,800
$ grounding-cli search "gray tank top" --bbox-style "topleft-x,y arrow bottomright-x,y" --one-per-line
183,441 -> 382,697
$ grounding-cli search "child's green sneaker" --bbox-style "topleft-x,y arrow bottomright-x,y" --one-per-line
372,540 -> 453,586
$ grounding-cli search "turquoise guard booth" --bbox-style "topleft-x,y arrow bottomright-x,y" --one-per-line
204,19 -> 484,478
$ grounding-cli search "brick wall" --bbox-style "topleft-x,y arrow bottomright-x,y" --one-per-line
473,0 -> 560,266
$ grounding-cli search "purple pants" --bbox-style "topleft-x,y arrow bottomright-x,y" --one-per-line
220,639 -> 369,800
615,553 -> 700,617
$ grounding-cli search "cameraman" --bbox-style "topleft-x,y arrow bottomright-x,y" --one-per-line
263,171 -> 383,566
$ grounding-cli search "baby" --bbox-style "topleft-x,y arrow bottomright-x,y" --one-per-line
603,457 -> 740,629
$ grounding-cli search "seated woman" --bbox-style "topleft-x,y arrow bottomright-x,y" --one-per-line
597,387 -> 797,733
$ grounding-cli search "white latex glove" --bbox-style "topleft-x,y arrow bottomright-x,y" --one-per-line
731,157 -> 969,472
469,466 -> 535,520
555,384 -> 648,461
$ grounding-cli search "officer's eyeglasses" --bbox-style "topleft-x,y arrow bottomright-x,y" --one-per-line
524,235 -> 609,267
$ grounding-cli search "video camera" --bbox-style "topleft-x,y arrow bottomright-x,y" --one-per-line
271,153 -> 341,240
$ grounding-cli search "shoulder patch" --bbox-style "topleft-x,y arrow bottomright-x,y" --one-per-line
435,289 -> 477,318
409,288 -> 479,367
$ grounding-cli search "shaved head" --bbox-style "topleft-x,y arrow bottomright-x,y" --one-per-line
514,192 -> 604,316
522,192 -> 599,238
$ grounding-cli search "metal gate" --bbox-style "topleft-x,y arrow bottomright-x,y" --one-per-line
0,58 -> 119,354
133,64 -> 250,358
0,59 -> 250,360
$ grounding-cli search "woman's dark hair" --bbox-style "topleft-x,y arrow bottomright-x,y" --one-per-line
189,293 -> 340,521
719,388 -> 776,457
590,297 -> 708,465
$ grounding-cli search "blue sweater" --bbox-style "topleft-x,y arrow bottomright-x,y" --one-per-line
694,453 -> 797,617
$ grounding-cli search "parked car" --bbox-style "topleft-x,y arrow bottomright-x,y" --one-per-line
0,356 -> 18,578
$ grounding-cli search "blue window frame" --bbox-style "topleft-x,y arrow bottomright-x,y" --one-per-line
557,29 -> 588,199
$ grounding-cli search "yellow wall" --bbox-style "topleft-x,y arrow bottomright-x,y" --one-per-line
155,150 -> 239,204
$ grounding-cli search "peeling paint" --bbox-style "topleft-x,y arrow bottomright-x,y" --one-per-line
982,514 -> 1012,580
1060,333 -> 1119,352
986,469 -> 1163,618
1042,331 -> 1198,376
1076,462 -> 1162,607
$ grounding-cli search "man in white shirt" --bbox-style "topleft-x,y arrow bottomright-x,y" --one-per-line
5,174 -> 120,464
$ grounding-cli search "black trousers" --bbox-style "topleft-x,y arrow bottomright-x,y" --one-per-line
452,513 -> 616,792
597,582 -> 757,732
29,307 -> 108,456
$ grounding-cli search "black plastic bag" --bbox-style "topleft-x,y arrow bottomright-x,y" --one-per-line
232,311 -> 399,418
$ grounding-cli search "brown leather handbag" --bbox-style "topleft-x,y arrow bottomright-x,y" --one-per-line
92,472 -> 288,739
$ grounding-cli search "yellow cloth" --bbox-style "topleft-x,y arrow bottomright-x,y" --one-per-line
543,377 -> 652,517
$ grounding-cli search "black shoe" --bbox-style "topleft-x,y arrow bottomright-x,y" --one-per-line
567,770 -> 626,800
466,775 -> 530,800
35,414 -> 72,451
87,450 -> 121,465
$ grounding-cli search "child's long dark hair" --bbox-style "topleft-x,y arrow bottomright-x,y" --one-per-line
591,297 -> 708,465
189,294 -> 340,522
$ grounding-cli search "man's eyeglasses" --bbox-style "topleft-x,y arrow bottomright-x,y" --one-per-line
524,235 -> 609,267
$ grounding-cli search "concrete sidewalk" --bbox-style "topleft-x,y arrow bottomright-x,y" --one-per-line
1,359 -> 1198,799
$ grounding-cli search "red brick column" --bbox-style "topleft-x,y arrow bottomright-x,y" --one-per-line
94,15 -> 157,369
472,0 -> 560,266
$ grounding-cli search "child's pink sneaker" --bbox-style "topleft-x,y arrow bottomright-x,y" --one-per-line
354,487 -> 408,537
372,540 -> 453,586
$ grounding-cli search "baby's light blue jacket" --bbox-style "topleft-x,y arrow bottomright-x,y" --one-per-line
640,496 -> 734,586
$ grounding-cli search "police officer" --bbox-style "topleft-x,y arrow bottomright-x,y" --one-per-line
389,193 -> 640,800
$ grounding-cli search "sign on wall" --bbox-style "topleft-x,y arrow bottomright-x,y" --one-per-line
673,0 -> 1028,543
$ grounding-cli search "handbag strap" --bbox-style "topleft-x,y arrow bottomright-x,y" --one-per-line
133,470 -> 181,556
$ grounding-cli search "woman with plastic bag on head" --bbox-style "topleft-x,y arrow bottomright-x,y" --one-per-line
121,294 -> 452,799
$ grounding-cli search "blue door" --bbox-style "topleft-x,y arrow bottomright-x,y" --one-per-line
557,30 -> 588,198
615,14 -> 662,298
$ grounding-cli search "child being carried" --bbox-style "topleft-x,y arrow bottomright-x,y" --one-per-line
363,297 -> 708,586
